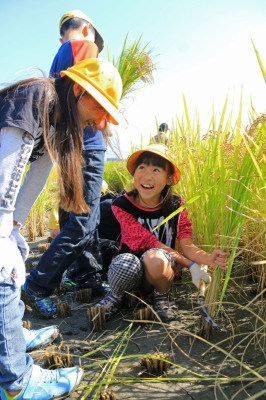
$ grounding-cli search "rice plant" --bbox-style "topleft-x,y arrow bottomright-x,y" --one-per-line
104,91 -> 265,341
23,38 -> 265,399
103,160 -> 130,193
146,94 -> 265,339
108,35 -> 156,100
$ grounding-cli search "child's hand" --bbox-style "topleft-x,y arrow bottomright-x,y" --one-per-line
209,250 -> 228,270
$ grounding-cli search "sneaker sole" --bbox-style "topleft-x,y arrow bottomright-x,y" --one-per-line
73,367 -> 84,392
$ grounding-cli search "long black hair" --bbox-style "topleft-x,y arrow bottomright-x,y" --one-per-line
52,76 -> 88,213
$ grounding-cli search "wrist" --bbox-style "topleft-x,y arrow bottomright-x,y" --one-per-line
207,253 -> 215,268
188,261 -> 196,270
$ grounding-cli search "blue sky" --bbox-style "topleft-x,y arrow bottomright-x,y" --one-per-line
1,0 -> 266,157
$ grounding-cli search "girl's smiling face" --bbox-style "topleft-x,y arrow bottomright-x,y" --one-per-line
133,154 -> 172,208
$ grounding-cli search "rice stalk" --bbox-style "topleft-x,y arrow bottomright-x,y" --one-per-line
80,324 -> 133,399
24,167 -> 58,240
26,209 -> 37,242
108,35 -> 157,100
143,93 -> 264,338
251,38 -> 266,84
201,133 -> 262,336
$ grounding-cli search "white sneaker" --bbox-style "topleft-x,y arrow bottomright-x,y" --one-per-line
23,326 -> 59,351
0,364 -> 83,400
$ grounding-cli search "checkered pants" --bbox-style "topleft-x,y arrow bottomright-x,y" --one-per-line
108,248 -> 175,297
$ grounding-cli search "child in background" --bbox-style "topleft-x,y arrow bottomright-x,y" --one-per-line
152,122 -> 169,146
95,144 -> 228,321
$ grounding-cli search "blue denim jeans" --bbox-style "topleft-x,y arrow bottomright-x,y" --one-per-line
0,278 -> 32,390
26,149 -> 105,296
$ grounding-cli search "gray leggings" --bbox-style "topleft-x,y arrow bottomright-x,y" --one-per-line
108,248 -> 175,297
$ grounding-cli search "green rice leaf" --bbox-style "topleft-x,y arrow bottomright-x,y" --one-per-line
251,37 -> 266,84
242,133 -> 265,185
152,184 -> 217,231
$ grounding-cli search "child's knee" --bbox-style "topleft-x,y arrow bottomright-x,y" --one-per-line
143,251 -> 172,279
109,253 -> 142,275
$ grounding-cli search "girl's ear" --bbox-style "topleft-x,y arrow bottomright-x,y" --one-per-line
73,83 -> 84,98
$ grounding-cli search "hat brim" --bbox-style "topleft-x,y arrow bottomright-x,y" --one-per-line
95,31 -> 104,53
61,71 -> 120,125
127,148 -> 180,185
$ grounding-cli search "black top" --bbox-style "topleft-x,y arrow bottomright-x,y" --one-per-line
0,82 -> 54,162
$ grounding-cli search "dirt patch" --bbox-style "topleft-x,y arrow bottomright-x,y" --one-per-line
23,237 -> 265,400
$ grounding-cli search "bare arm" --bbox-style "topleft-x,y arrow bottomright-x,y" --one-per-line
179,237 -> 228,270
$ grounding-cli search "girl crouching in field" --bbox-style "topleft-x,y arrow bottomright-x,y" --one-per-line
95,144 -> 228,321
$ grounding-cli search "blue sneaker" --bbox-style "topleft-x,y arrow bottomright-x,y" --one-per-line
23,326 -> 59,352
21,283 -> 57,319
0,364 -> 83,399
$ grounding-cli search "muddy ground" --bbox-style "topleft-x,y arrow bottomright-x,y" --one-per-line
23,236 -> 265,400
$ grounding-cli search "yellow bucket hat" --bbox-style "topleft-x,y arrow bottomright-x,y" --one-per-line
61,58 -> 122,125
127,143 -> 181,185
59,10 -> 104,53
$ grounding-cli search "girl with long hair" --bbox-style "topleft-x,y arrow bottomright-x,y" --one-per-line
0,58 -> 122,399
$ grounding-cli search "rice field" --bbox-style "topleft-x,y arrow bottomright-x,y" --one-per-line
25,91 -> 265,335
23,37 -> 265,398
